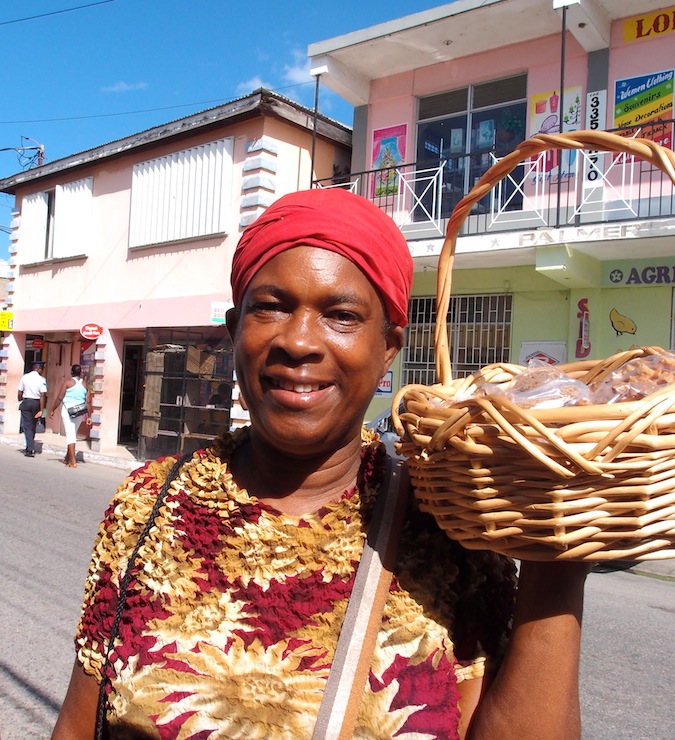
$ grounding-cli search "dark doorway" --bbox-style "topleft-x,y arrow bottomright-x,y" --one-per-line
119,342 -> 144,445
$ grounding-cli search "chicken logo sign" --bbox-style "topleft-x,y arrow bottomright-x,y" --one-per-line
609,308 -> 637,336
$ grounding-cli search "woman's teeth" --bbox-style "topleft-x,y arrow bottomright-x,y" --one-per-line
275,380 -> 324,393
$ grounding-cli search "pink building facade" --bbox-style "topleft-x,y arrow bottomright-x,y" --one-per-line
0,90 -> 351,458
309,0 -> 675,422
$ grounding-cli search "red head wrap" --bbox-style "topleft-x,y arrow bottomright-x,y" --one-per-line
231,189 -> 413,327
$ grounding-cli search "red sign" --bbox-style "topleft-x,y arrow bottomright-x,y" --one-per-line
31,338 -> 45,349
80,323 -> 103,340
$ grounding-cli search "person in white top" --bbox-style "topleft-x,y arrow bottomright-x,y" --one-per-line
49,364 -> 93,468
17,361 -> 48,458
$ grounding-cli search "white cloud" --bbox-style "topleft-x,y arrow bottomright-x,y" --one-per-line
283,50 -> 312,85
236,75 -> 274,94
101,81 -> 149,93
0,259 -> 10,279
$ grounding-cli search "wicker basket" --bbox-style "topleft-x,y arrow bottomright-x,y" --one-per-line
392,130 -> 675,561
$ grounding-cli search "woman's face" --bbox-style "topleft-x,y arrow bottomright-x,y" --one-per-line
228,246 -> 404,458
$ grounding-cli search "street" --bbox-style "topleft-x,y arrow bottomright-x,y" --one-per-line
0,443 -> 673,739
0,443 -> 124,739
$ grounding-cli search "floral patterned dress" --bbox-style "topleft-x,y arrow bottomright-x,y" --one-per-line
76,428 -> 516,739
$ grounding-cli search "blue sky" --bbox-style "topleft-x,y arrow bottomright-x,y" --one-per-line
0,0 -> 447,268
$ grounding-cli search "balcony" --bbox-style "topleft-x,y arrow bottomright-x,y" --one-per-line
314,120 -> 675,240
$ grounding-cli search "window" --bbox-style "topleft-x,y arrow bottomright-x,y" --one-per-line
18,177 -> 93,264
416,75 -> 527,219
129,138 -> 234,248
402,294 -> 512,385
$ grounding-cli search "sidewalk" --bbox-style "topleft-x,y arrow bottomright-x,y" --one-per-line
0,429 -> 142,471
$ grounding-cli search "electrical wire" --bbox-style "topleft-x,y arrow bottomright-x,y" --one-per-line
0,81 -> 314,125
0,0 -> 117,27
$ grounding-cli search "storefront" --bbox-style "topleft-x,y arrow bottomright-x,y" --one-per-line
139,326 -> 234,460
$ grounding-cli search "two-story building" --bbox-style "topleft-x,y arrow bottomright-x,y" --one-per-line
0,89 -> 351,459
309,0 -> 675,421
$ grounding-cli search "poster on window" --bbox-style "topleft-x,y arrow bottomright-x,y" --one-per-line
529,86 -> 582,177
613,70 -> 673,148
371,124 -> 406,197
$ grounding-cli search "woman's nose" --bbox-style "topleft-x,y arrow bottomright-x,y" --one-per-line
272,310 -> 323,360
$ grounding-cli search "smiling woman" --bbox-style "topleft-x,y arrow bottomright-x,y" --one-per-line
227,247 -> 403,473
52,188 -> 589,740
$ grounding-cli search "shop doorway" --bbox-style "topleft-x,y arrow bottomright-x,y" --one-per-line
119,342 -> 144,445
24,335 -> 45,371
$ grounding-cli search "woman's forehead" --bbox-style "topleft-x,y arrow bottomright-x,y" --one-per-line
246,246 -> 386,316
246,246 -> 381,300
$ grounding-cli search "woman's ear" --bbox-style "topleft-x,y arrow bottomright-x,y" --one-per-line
383,325 -> 405,374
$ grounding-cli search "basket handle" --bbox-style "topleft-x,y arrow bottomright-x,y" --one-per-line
435,130 -> 675,386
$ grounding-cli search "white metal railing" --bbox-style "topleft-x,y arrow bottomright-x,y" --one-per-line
314,123 -> 675,235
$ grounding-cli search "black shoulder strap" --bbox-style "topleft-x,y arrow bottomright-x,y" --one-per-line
95,452 -> 191,739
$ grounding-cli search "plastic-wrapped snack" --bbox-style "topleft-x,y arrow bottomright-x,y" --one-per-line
481,362 -> 591,409
590,352 -> 675,404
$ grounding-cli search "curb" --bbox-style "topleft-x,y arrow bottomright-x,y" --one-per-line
0,435 -> 141,471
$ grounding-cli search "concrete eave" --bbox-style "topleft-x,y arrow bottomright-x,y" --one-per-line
308,0 -> 666,106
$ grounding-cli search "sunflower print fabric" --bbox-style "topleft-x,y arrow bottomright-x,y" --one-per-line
75,427 -> 516,739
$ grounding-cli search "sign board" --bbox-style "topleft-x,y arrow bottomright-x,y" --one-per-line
0,312 -> 14,331
80,323 -> 103,340
375,370 -> 393,397
519,341 -> 567,366
624,7 -> 675,43
31,338 -> 45,349
211,301 -> 233,325
583,90 -> 607,188
613,69 -> 674,145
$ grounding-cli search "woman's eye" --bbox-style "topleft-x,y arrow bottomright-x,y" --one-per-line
328,310 -> 361,325
251,301 -> 282,314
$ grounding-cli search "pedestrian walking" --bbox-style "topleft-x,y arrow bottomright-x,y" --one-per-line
17,361 -> 47,458
49,364 -> 93,468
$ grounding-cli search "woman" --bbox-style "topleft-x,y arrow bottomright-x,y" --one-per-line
52,189 -> 588,739
49,364 -> 92,468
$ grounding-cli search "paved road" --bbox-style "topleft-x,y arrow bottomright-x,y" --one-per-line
579,565 -> 674,739
0,443 -> 673,739
0,444 -> 124,739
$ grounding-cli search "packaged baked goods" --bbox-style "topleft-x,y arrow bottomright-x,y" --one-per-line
590,352 -> 675,403
480,361 -> 591,409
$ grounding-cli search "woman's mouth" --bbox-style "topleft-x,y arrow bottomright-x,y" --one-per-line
270,378 -> 330,394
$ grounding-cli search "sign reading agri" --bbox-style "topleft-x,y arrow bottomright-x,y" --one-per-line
80,323 -> 103,341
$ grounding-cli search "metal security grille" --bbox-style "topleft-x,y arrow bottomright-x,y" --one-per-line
402,294 -> 512,384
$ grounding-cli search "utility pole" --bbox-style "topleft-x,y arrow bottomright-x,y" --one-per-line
0,137 -> 45,170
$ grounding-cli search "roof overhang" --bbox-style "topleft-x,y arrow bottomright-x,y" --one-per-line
308,0 -> 667,106
0,89 -> 351,194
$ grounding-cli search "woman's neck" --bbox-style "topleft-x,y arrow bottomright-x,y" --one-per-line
230,432 -> 364,516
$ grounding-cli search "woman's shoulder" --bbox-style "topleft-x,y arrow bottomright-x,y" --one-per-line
102,456 -> 182,527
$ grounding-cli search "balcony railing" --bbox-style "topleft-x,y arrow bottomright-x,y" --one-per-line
314,119 -> 675,238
